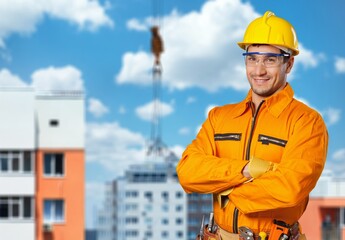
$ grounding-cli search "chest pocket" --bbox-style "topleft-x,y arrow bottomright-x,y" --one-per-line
255,134 -> 287,163
258,134 -> 287,147
214,133 -> 242,141
214,133 -> 242,158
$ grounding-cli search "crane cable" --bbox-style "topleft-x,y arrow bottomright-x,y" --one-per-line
148,0 -> 165,157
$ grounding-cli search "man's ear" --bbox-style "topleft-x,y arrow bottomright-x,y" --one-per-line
285,57 -> 294,74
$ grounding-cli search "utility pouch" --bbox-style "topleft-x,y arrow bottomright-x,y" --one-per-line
269,220 -> 290,240
195,225 -> 221,240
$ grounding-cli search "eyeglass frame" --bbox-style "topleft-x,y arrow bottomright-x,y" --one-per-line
242,52 -> 290,68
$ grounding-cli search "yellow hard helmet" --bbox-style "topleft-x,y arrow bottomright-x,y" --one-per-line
238,11 -> 299,56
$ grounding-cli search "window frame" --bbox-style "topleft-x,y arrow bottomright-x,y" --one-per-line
0,151 -> 34,174
43,153 -> 65,177
0,196 -> 34,220
43,199 -> 65,224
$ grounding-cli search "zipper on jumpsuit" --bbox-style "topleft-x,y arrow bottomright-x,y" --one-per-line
232,100 -> 265,234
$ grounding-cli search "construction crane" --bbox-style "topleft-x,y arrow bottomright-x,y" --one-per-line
147,0 -> 166,159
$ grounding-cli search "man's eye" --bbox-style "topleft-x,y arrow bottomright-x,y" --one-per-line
266,57 -> 278,63
247,56 -> 256,62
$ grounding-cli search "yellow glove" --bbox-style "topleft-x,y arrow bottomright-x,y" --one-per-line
248,156 -> 276,178
217,188 -> 233,209
217,157 -> 276,209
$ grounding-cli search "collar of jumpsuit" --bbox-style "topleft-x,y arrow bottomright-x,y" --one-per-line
233,82 -> 295,119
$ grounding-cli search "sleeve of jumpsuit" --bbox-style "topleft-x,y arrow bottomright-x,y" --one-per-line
176,107 -> 249,194
230,111 -> 328,214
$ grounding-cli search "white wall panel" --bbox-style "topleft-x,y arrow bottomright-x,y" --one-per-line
0,222 -> 35,240
0,176 -> 35,195
35,93 -> 85,149
0,88 -> 35,149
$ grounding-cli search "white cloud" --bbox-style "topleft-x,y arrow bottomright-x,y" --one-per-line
127,18 -> 147,31
335,57 -> 345,74
85,121 -> 147,174
0,68 -> 28,87
116,0 -> 319,93
116,0 -> 255,92
0,0 -> 113,48
205,104 -> 217,118
116,51 -> 153,85
88,98 -> 109,118
118,105 -> 126,114
135,99 -> 174,122
186,96 -> 196,104
295,96 -> 341,126
294,44 -> 324,69
178,127 -> 190,135
332,148 -> 345,161
31,65 -> 84,91
169,144 -> 185,159
322,108 -> 341,126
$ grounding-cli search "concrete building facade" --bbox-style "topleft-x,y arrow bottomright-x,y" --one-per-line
97,153 -> 213,240
0,87 -> 85,240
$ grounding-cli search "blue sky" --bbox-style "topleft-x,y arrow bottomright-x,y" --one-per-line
1,0 -> 344,229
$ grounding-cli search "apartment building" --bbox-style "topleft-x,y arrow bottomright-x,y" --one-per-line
0,87 -> 85,240
97,152 -> 213,240
300,169 -> 345,240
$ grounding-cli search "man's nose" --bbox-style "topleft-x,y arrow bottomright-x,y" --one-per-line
254,60 -> 267,74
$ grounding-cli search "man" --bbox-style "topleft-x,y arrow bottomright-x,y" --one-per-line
176,11 -> 328,240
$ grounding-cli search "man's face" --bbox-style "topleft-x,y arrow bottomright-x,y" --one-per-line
245,45 -> 294,100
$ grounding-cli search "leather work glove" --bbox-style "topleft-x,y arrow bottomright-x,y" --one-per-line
217,188 -> 233,209
248,156 -> 276,178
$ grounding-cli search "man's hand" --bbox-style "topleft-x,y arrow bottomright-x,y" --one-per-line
242,163 -> 252,179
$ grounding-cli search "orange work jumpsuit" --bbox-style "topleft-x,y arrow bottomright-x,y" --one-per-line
177,83 -> 328,234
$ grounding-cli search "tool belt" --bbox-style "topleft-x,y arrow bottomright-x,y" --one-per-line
196,219 -> 303,240
195,224 -> 221,240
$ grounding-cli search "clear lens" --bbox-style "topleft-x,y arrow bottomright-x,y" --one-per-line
243,52 -> 289,68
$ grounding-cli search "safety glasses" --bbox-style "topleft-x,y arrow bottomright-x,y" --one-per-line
243,52 -> 290,68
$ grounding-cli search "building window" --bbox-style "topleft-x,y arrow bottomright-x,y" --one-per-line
44,153 -> 64,177
144,191 -> 153,201
0,151 -> 34,174
44,199 -> 64,223
0,196 -> 34,219
176,191 -> 183,199
176,231 -> 183,238
176,205 -> 183,212
125,191 -> 138,198
49,119 -> 59,127
161,204 -> 169,212
125,230 -> 138,237
161,231 -> 169,238
145,231 -> 153,237
162,218 -> 169,225
23,151 -> 33,172
176,218 -> 183,225
125,217 -> 138,224
162,191 -> 169,199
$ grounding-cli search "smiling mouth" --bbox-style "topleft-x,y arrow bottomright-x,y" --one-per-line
253,78 -> 269,84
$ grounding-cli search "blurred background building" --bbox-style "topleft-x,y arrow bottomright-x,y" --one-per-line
300,169 -> 345,240
96,161 -> 345,240
0,87 -> 85,240
96,152 -> 212,240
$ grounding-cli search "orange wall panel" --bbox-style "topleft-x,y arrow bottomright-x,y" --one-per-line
300,198 -> 345,240
36,149 -> 85,240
